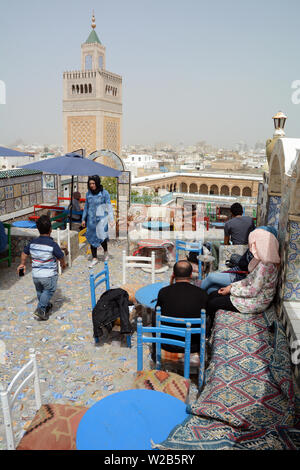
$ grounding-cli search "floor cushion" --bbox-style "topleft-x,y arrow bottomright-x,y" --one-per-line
133,370 -> 190,403
16,403 -> 88,450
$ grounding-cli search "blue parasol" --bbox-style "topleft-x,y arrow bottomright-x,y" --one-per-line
20,152 -> 121,228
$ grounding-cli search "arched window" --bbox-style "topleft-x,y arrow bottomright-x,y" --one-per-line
231,186 -> 241,196
220,185 -> 229,195
242,187 -> 251,196
85,55 -> 92,70
89,84 -> 92,93
180,182 -> 187,193
84,84 -> 88,93
210,185 -> 219,195
189,183 -> 198,193
76,85 -> 80,94
199,184 -> 208,194
80,84 -> 84,94
72,85 -> 75,94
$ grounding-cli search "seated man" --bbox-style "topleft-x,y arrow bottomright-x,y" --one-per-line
153,260 -> 208,361
71,191 -> 83,222
224,202 -> 255,245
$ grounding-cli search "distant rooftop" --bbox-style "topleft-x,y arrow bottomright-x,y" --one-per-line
132,172 -> 263,184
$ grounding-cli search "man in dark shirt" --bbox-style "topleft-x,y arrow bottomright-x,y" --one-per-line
155,260 -> 208,354
224,202 -> 255,245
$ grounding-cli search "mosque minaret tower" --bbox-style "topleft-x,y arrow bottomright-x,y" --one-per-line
63,13 -> 122,156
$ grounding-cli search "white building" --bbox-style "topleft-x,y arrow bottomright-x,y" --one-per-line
123,154 -> 160,177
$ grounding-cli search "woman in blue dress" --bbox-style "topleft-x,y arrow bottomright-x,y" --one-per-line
81,175 -> 114,268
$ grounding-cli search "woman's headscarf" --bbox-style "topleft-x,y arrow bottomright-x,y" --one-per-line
247,228 -> 280,272
258,225 -> 278,240
87,175 -> 103,195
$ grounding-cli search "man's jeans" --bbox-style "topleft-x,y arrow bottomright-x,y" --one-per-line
33,275 -> 58,312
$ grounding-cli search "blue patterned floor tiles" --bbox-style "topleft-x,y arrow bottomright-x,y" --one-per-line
0,239 -> 196,449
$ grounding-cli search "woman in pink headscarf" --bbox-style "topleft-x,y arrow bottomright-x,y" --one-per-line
206,228 -> 280,324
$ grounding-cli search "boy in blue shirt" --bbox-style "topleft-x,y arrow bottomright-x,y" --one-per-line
17,215 -> 66,321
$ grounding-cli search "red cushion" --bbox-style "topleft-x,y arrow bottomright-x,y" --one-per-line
16,403 -> 88,450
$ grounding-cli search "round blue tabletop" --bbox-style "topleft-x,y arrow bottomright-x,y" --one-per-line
76,389 -> 187,450
12,220 -> 37,229
142,221 -> 170,231
135,281 -> 168,309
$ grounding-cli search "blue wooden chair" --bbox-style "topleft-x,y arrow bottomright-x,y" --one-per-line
156,307 -> 206,391
89,262 -> 131,348
134,316 -> 192,402
175,239 -> 203,280
137,317 -> 192,379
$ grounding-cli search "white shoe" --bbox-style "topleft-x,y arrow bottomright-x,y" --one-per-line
104,252 -> 109,262
89,258 -> 98,268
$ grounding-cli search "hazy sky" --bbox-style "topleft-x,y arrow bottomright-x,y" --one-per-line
1,0 -> 300,149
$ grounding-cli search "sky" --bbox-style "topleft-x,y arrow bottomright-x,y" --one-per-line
1,0 -> 300,149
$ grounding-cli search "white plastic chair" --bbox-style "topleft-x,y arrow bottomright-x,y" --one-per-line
122,250 -> 155,285
0,348 -> 41,450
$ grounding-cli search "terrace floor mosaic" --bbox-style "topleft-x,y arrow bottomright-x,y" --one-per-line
0,239 -> 201,449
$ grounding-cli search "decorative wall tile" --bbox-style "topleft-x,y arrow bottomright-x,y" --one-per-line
267,195 -> 281,229
5,185 -> 13,199
29,193 -> 36,206
35,180 -> 42,192
21,183 -> 29,195
283,221 -> 300,301
14,197 -> 22,211
22,195 -> 30,209
278,192 -> 290,249
13,184 -> 21,198
42,190 -> 57,204
5,199 -> 14,213
0,201 -> 5,215
119,172 -> 130,184
36,192 -> 42,204
29,182 -> 35,194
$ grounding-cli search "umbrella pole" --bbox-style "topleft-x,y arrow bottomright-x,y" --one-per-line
69,176 -> 74,230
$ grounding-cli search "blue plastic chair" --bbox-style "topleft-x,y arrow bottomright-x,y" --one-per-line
155,307 -> 206,391
89,262 -> 131,348
175,239 -> 203,280
137,317 -> 192,379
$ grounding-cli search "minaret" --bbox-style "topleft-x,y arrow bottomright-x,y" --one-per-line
81,12 -> 106,71
63,13 -> 122,156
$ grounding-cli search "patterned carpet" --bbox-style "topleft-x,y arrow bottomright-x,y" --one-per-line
153,308 -> 300,450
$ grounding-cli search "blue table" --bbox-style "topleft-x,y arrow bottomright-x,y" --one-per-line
135,282 -> 168,309
76,389 -> 187,450
210,222 -> 225,229
12,221 -> 37,229
142,221 -> 170,231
